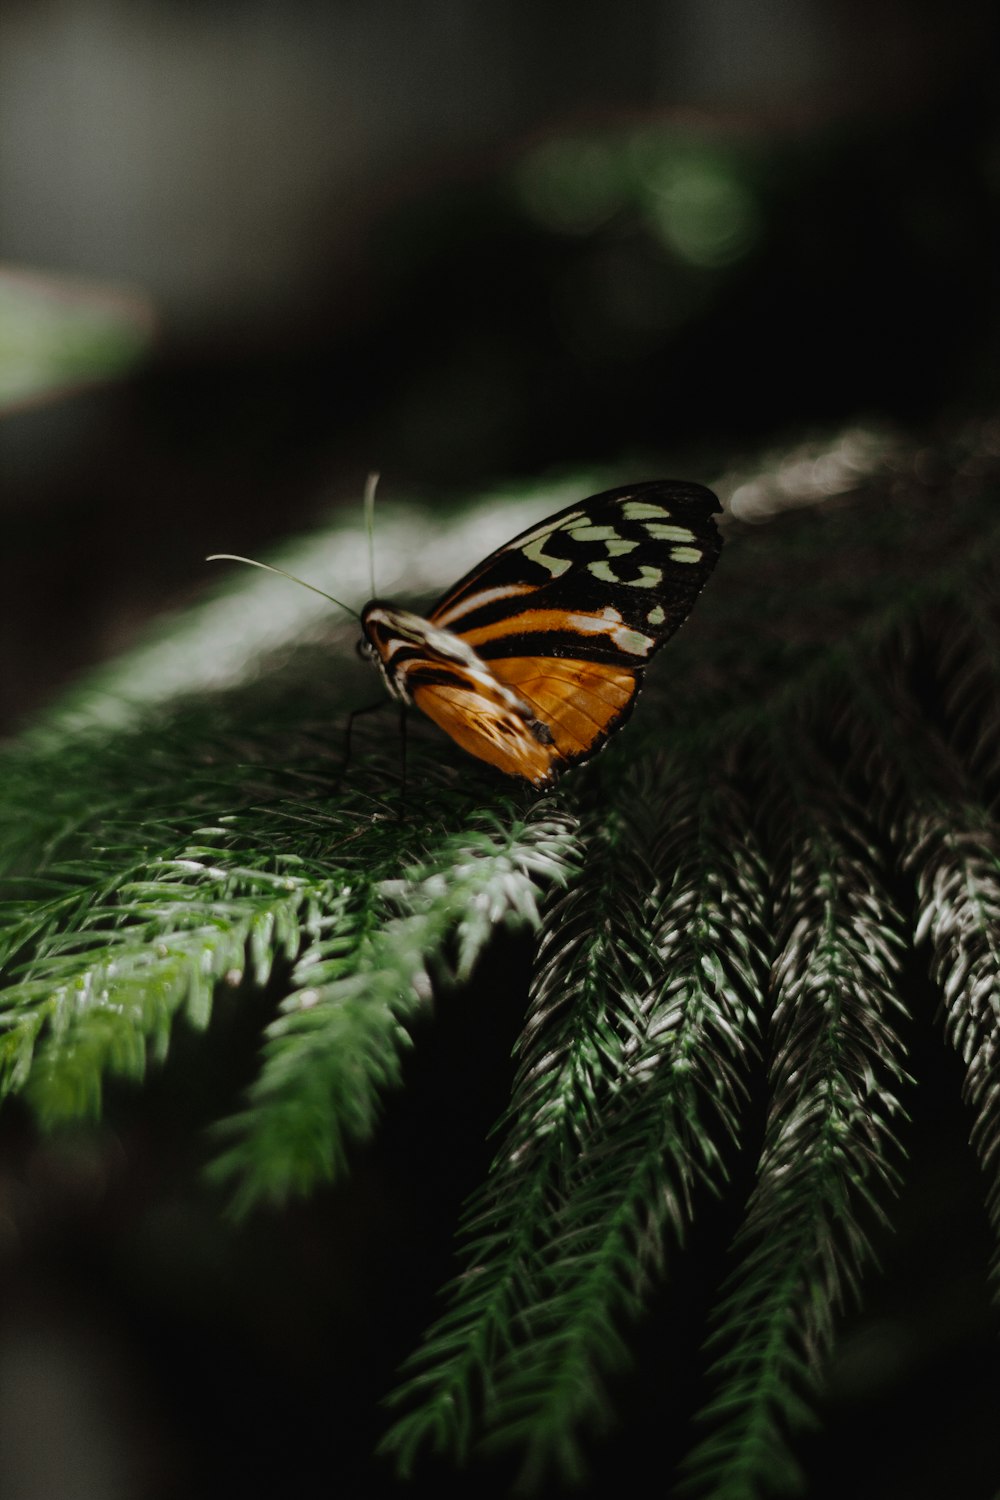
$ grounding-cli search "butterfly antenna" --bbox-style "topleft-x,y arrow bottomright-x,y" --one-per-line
363,471 -> 379,599
206,554 -> 361,621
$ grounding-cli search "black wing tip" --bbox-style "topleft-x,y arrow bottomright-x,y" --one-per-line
626,478 -> 722,514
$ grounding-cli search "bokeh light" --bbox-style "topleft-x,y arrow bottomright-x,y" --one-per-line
638,143 -> 761,267
0,267 -> 153,412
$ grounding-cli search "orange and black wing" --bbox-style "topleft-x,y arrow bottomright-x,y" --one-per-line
425,480 -> 722,773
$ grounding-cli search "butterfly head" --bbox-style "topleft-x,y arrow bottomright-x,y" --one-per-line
359,597 -> 461,702
356,611 -> 379,663
356,601 -> 394,699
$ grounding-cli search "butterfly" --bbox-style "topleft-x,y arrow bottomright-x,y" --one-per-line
211,479 -> 721,789
357,480 -> 721,787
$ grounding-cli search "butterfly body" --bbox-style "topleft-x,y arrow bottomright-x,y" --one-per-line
358,480 -> 722,788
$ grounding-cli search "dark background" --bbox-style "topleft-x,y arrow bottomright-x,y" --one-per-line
2,0 -> 998,733
1,2 -> 999,1496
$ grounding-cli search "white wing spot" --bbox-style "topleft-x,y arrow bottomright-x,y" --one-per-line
670,546 -> 703,564
647,604 -> 666,625
644,523 -> 695,542
622,500 -> 671,520
615,627 -> 656,656
523,535 -> 573,576
511,510 -> 585,548
588,560 -> 662,587
560,605 -> 654,655
566,522 -> 622,542
633,565 -> 663,587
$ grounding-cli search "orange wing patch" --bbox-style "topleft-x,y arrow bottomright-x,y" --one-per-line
411,679 -> 561,784
489,656 -> 639,763
411,656 -> 638,785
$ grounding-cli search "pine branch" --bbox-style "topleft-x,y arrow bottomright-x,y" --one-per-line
380,781 -> 656,1471
0,846 -> 327,1120
843,622 -> 1000,1288
382,751 -> 770,1485
681,731 -> 908,1500
1,701 -> 576,1199
673,500 -> 1000,1497
211,803 -> 576,1214
905,808 -> 1000,1277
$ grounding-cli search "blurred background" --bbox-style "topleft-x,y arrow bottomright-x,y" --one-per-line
2,0 -> 999,731
2,2 -> 1000,1496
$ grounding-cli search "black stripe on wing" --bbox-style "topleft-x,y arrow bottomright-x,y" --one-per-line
430,480 -> 722,661
430,480 -> 720,618
470,630 -> 652,664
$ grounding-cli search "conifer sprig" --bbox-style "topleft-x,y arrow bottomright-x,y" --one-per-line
0,846 -> 330,1121
483,761 -> 769,1485
903,809 -> 1000,1278
845,627 -> 1000,1285
681,734 -> 908,1499
380,783 -> 657,1471
212,804 -> 576,1213
382,754 -> 770,1484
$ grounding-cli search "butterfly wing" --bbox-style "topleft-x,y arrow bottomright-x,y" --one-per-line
429,480 -> 722,655
425,480 -> 722,773
361,481 -> 721,785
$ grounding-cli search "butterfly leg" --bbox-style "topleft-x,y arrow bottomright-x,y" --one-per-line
397,704 -> 408,819
341,697 -> 388,780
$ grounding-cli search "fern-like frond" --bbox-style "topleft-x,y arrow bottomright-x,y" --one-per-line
211,803 -> 576,1214
0,846 -> 325,1120
380,781 -> 656,1471
903,809 -> 1000,1280
681,732 -> 908,1499
383,751 -> 770,1484
843,621 -> 1000,1288
1,724 -> 576,1203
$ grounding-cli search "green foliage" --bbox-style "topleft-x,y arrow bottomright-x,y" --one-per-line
210,804 -> 575,1214
0,684 -> 575,1203
2,444 -> 1000,1495
679,738 -> 908,1498
382,759 -> 769,1486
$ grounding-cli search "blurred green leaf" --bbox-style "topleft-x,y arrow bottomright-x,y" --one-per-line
0,265 -> 154,412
